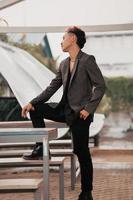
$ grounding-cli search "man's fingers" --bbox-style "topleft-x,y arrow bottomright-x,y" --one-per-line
21,108 -> 27,118
83,116 -> 87,120
80,113 -> 83,118
80,114 -> 86,120
80,115 -> 86,120
21,107 -> 28,118
80,112 -> 87,120
31,106 -> 35,111
21,104 -> 34,118
80,110 -> 89,120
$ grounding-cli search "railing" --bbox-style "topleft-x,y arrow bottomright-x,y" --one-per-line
0,23 -> 133,33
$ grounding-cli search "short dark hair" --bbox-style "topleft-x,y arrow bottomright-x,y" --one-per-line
66,26 -> 86,49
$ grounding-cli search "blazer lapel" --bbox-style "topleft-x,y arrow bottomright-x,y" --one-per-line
68,59 -> 79,88
63,57 -> 69,89
62,50 -> 83,90
68,50 -> 83,88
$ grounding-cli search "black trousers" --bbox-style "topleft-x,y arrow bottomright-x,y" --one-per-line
30,102 -> 93,192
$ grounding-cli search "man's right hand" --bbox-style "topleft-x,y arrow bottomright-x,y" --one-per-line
21,103 -> 35,118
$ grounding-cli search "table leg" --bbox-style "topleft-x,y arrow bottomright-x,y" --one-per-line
43,135 -> 49,200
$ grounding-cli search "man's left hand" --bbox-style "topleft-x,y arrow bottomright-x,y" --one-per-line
80,109 -> 89,120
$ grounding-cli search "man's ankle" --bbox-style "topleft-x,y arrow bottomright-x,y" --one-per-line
78,190 -> 93,200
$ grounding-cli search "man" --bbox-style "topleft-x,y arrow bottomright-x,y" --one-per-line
21,26 -> 105,200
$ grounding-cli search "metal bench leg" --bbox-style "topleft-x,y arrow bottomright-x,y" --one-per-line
71,154 -> 76,190
34,187 -> 41,200
59,163 -> 64,200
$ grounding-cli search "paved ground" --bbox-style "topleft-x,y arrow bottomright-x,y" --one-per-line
0,167 -> 132,200
93,169 -> 133,200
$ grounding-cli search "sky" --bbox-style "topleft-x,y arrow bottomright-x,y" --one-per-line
0,0 -> 133,60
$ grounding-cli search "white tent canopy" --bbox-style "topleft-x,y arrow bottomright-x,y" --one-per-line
0,40 -> 63,108
0,0 -> 24,10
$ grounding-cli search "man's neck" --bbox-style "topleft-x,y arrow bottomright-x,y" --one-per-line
69,47 -> 80,61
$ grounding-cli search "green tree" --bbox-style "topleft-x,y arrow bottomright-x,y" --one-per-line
12,42 -> 57,73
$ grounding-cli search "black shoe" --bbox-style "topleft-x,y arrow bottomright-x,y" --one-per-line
23,144 -> 52,160
23,144 -> 43,160
78,191 -> 93,200
23,143 -> 52,160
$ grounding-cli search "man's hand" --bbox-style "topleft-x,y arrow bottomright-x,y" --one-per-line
21,103 -> 35,118
80,109 -> 89,120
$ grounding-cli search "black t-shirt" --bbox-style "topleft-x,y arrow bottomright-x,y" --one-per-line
59,68 -> 75,125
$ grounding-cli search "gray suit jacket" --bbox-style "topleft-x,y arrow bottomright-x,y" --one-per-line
30,50 -> 106,115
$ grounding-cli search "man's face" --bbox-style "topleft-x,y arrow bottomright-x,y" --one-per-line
61,32 -> 75,52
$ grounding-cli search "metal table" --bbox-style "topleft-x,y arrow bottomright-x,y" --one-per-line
0,127 -> 57,200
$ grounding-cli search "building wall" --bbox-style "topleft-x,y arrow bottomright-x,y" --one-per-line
84,32 -> 133,64
83,32 -> 133,77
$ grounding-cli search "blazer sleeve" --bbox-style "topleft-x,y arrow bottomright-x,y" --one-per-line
30,63 -> 63,106
84,55 -> 106,114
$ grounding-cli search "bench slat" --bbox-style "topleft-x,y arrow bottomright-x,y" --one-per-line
0,149 -> 73,158
0,120 -> 67,128
0,157 -> 65,167
51,149 -> 73,155
0,149 -> 32,157
0,179 -> 43,190
50,140 -> 72,145
0,142 -> 35,148
0,140 -> 72,148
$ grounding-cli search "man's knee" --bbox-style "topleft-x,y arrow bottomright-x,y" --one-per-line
73,145 -> 91,159
29,109 -> 36,119
29,105 -> 42,118
73,145 -> 88,155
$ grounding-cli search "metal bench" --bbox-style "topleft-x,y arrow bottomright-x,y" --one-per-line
0,157 -> 65,200
0,149 -> 76,190
50,149 -> 76,190
0,127 -> 57,200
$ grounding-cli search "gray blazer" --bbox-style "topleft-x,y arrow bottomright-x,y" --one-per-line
31,50 -> 106,115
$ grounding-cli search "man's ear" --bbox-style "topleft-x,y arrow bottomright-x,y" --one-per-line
73,34 -> 77,42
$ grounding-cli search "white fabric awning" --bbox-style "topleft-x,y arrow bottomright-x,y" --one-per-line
0,41 -> 63,107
